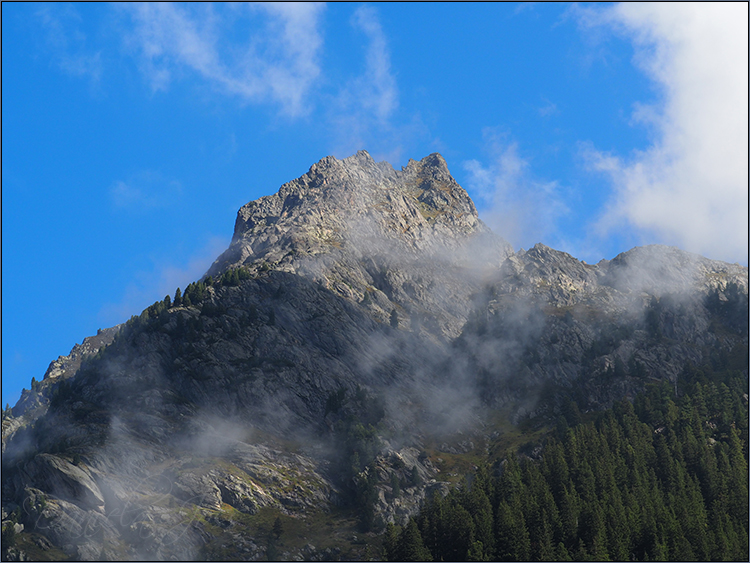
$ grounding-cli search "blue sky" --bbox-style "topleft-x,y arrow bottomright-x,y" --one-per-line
3,3 -> 748,407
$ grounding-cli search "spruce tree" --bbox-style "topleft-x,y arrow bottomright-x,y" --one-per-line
396,519 -> 432,561
383,523 -> 401,561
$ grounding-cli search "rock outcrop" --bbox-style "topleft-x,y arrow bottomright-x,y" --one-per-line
207,151 -> 513,341
209,151 -> 506,272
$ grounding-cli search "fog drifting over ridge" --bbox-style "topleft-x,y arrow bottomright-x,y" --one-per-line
579,2 -> 748,264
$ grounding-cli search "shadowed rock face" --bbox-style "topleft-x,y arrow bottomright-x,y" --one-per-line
2,152 -> 747,561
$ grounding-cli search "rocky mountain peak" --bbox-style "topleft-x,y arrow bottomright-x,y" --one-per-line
202,151 -> 513,341
208,151 -> 499,279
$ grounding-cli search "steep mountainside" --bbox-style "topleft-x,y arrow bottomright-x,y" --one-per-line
2,152 -> 747,561
207,151 -> 512,340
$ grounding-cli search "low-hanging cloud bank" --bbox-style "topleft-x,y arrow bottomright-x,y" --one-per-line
580,3 -> 748,264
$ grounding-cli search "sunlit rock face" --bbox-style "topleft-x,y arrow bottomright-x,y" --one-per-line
210,151 -> 505,270
207,150 -> 514,341
2,152 -> 747,561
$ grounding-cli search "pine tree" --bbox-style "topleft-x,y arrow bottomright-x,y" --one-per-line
390,472 -> 401,499
725,427 -> 748,525
405,360 -> 748,563
466,479 -> 494,556
466,539 -> 487,562
441,500 -> 475,561
494,500 -> 530,561
396,519 -> 432,561
555,541 -> 572,561
272,516 -> 283,539
419,494 -> 444,556
383,522 -> 401,561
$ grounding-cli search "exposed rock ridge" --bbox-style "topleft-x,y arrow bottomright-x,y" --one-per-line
207,151 -> 513,341
459,243 -> 748,414
602,244 -> 749,296
5,326 -> 122,428
207,150 -> 504,277
493,243 -> 748,311
43,325 -> 121,383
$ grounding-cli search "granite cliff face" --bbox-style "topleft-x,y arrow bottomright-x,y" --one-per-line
211,151 -> 502,269
2,152 -> 747,561
208,150 -> 512,340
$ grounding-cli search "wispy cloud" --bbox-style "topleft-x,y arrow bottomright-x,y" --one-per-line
537,97 -> 558,117
463,130 -> 568,250
577,3 -> 748,263
32,3 -> 426,161
98,236 -> 228,326
514,3 -> 539,17
328,6 -> 426,162
35,4 -> 103,84
349,5 -> 398,123
119,3 -> 325,117
109,171 -> 182,211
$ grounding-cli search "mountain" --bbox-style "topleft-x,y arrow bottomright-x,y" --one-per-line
2,151 -> 748,561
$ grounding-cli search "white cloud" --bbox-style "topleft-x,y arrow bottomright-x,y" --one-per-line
98,236 -> 229,326
579,3 -> 748,263
35,4 -> 103,83
252,3 -> 325,116
350,6 -> 399,123
463,131 -> 568,250
329,6 -> 417,161
538,97 -> 558,117
119,2 -> 324,117
110,181 -> 146,209
109,171 -> 182,211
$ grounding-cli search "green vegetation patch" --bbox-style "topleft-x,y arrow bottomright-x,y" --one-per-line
9,531 -> 71,562
199,505 -> 377,561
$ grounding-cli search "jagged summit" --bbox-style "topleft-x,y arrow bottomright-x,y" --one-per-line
204,151 -> 513,340
207,151 -> 506,279
491,242 -> 748,313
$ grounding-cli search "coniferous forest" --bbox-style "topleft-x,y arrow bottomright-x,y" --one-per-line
384,354 -> 749,562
